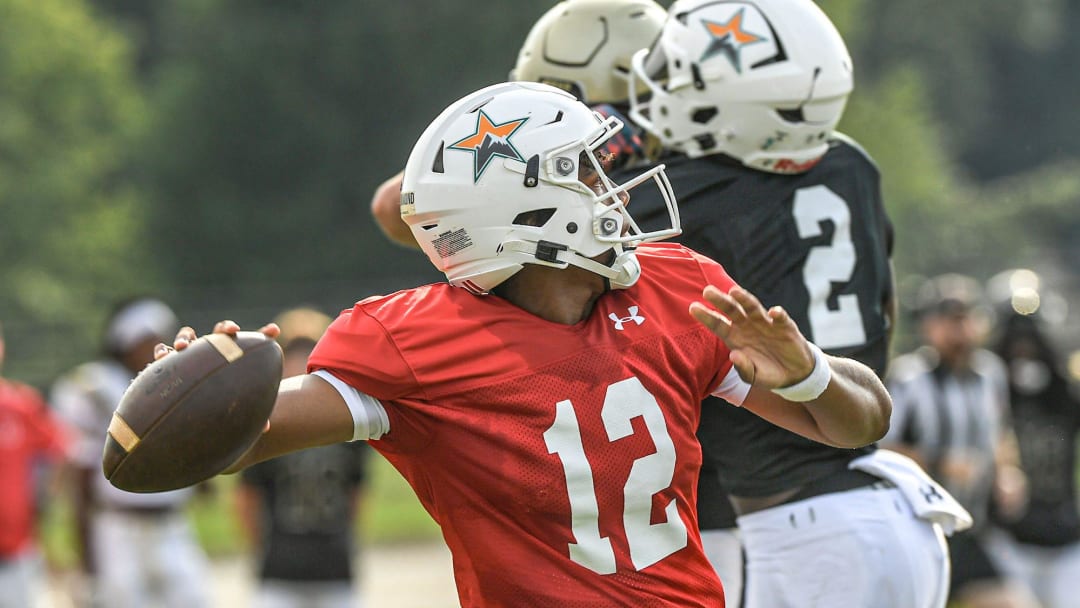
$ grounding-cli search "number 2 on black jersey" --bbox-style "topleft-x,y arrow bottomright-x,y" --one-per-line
792,185 -> 867,350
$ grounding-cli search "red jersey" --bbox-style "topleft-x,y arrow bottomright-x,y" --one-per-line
0,379 -> 69,557
309,244 -> 736,607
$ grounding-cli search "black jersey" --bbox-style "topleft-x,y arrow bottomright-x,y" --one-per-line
1001,374 -> 1080,546
617,136 -> 894,524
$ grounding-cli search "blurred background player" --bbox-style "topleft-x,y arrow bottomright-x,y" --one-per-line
236,307 -> 370,608
883,274 -> 1038,608
50,297 -> 211,608
983,269 -> 1080,608
0,320 -> 71,608
370,0 -> 665,249
620,1 -> 964,606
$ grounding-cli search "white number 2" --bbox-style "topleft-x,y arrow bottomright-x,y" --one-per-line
792,185 -> 866,349
543,377 -> 687,574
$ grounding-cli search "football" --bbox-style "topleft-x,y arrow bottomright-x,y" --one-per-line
102,331 -> 283,493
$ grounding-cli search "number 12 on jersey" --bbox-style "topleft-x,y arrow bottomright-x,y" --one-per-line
544,377 -> 688,574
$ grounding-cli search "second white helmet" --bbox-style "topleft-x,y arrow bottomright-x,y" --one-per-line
511,0 -> 666,106
629,0 -> 853,173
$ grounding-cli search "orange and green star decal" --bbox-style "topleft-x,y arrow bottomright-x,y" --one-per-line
699,7 -> 766,73
448,109 -> 530,182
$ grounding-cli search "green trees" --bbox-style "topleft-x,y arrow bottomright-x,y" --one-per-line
2,0 -> 1078,385
0,0 -> 151,383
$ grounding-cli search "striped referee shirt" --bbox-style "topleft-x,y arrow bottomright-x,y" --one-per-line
883,347 -> 1011,529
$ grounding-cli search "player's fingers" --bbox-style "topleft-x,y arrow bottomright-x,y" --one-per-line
729,350 -> 756,386
213,320 -> 240,335
701,285 -> 747,323
258,323 -> 281,339
153,343 -> 174,360
767,305 -> 797,329
730,287 -> 769,322
173,326 -> 197,350
689,301 -> 732,339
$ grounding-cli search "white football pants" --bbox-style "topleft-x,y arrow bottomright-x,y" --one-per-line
737,485 -> 949,608
700,528 -> 743,608
0,550 -> 46,608
255,579 -> 361,608
91,510 -> 210,608
987,527 -> 1080,608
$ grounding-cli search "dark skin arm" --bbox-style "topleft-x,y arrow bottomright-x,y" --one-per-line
159,322 -> 355,473
371,171 -> 419,249
690,285 -> 892,449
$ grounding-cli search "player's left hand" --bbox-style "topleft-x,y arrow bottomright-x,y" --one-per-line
153,320 -> 280,360
690,285 -> 815,389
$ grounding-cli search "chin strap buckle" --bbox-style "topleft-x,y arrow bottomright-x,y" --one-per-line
535,240 -> 568,263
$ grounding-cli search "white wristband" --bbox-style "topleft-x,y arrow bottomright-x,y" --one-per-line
771,343 -> 831,402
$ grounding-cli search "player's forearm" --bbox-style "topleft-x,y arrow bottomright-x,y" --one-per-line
743,354 -> 894,449
225,374 -> 354,473
371,171 -> 420,249
802,355 -> 891,447
743,355 -> 890,449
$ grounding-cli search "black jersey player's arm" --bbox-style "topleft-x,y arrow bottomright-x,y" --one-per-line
371,171 -> 420,249
691,285 -> 891,449
885,260 -> 898,354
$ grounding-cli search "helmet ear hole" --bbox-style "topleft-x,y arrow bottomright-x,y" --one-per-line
691,107 -> 718,124
512,208 -> 557,227
776,108 -> 805,123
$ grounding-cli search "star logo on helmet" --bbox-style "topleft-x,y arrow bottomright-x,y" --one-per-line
448,110 -> 529,182
699,8 -> 766,73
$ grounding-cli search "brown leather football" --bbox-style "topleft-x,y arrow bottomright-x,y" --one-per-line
102,331 -> 283,493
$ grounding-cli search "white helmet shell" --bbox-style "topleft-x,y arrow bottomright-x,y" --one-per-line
401,82 -> 680,294
511,0 -> 667,105
629,0 -> 853,173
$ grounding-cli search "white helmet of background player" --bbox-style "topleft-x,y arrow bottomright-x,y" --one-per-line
629,0 -> 853,173
400,82 -> 679,294
511,0 -> 667,106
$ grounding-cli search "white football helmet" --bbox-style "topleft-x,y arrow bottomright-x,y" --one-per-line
511,0 -> 666,105
629,0 -> 853,173
401,82 -> 679,294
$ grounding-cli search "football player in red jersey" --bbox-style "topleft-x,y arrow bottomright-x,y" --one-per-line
157,82 -> 893,607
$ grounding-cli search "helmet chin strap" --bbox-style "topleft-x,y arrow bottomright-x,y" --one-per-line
565,251 -> 641,290
501,240 -> 641,290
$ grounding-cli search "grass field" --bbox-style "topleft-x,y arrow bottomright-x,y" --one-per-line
40,452 -> 443,566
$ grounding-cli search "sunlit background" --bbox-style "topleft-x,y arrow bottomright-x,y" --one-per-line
2,0 -> 1078,605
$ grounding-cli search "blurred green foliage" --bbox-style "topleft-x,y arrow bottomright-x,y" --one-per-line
0,0 -> 156,382
3,0 -> 1077,387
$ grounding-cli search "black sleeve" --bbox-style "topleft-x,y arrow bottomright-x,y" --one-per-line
347,441 -> 371,487
240,460 -> 271,486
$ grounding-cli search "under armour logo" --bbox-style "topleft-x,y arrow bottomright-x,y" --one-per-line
609,306 -> 645,331
920,484 -> 944,504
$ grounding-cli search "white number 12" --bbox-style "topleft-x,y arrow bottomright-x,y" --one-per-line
543,377 -> 687,574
